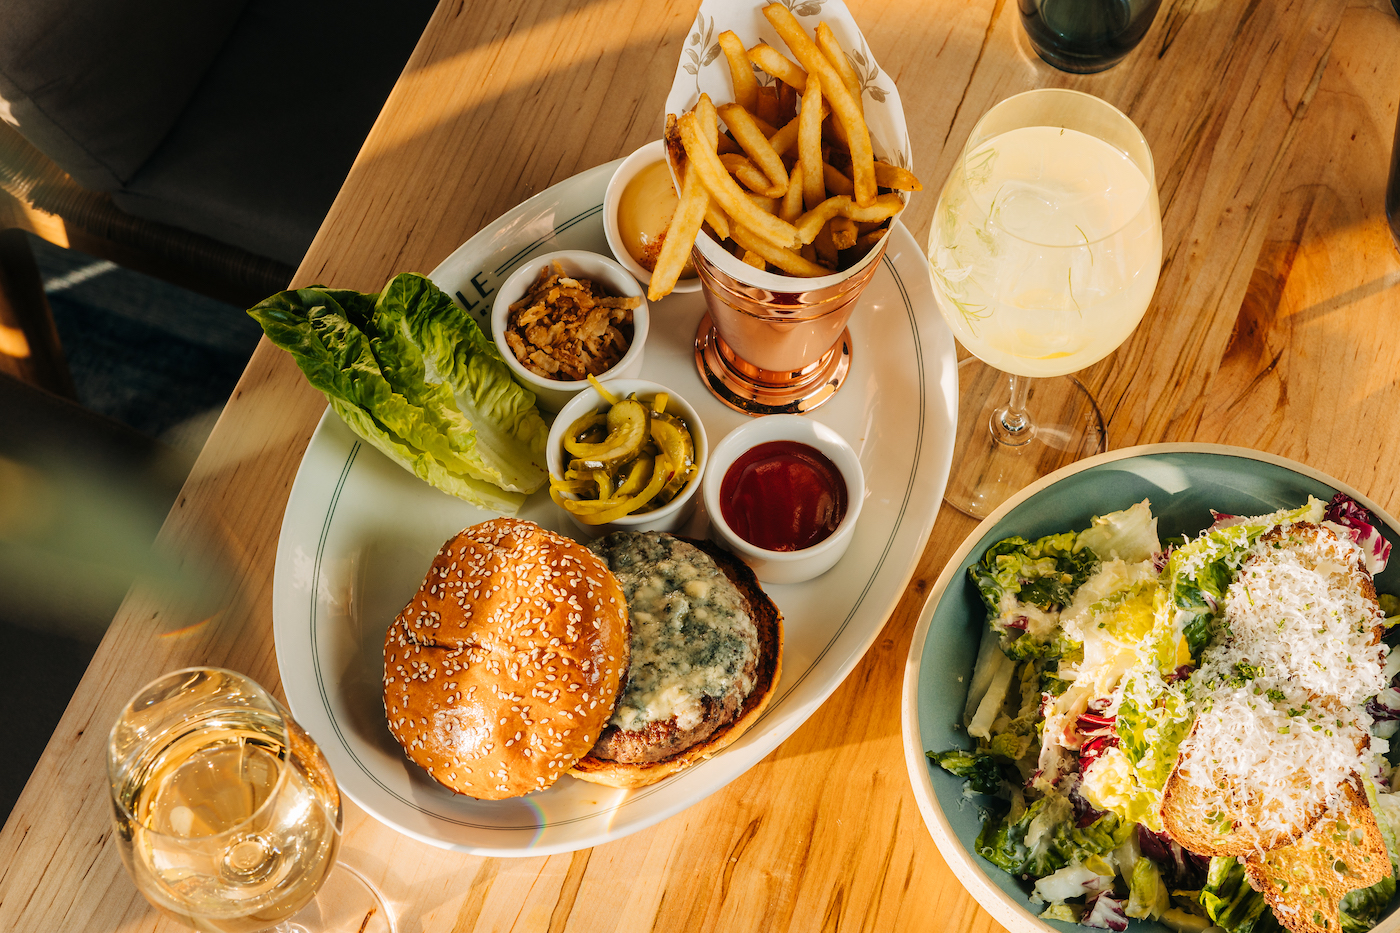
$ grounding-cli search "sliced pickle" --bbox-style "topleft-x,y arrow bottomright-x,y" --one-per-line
570,454 -> 674,525
568,457 -> 614,476
549,477 -> 595,496
592,470 -> 613,500
568,411 -> 608,445
613,456 -> 654,498
650,414 -> 695,500
564,399 -> 649,466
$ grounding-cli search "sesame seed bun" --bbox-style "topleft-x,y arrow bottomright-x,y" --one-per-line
382,518 -> 630,799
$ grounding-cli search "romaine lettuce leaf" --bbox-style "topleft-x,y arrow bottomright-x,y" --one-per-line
928,749 -> 1003,795
1201,855 -> 1273,933
1076,500 -> 1160,563
1340,874 -> 1396,933
971,533 -> 1098,615
249,274 -> 548,512
1126,856 -> 1170,920
974,792 -> 1132,878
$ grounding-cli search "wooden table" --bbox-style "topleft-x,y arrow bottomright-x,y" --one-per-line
4,1 -> 1399,930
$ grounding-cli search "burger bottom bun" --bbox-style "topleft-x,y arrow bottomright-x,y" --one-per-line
568,538 -> 782,789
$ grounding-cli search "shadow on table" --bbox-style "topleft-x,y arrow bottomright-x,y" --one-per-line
0,373 -> 200,824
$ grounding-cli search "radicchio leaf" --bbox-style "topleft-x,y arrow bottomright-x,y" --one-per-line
1325,492 -> 1392,574
1081,892 -> 1129,931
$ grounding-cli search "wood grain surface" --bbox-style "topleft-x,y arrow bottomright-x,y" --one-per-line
4,1 -> 1400,931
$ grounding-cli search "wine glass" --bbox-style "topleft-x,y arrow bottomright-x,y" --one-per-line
928,88 -> 1161,518
107,668 -> 394,933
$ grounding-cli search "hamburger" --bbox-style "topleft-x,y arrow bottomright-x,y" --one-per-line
383,520 -> 782,797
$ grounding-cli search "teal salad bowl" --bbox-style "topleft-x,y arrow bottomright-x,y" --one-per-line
900,444 -> 1400,933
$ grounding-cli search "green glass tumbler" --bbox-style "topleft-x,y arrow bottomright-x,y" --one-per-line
1019,0 -> 1163,73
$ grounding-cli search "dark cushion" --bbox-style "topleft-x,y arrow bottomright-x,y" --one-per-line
0,0 -> 249,190
111,0 -> 439,267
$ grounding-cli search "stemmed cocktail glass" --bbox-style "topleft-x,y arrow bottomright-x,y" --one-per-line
928,89 -> 1161,518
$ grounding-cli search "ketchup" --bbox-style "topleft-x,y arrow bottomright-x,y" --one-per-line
719,441 -> 848,551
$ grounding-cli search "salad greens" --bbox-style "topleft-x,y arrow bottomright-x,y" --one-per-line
930,497 -> 1400,932
249,273 -> 549,512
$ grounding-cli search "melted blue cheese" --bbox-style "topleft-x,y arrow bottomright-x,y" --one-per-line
590,533 -> 758,732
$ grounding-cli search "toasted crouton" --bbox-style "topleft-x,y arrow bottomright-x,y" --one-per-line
1160,522 -> 1384,857
1243,778 -> 1391,933
1160,718 -> 1332,856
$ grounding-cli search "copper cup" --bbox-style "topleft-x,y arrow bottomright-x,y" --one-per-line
691,229 -> 891,415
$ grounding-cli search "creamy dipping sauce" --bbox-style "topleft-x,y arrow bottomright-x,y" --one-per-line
617,161 -> 696,279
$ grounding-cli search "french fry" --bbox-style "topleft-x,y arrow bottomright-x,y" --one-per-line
717,134 -> 743,154
749,112 -> 779,138
730,223 -> 831,277
755,86 -> 782,126
650,115 -> 716,301
706,201 -> 731,242
777,83 -> 798,124
815,22 -> 862,114
800,74 -> 825,211
748,42 -> 807,92
678,109 -> 802,249
822,162 -> 854,197
763,3 -> 876,206
722,153 -> 785,197
780,161 -> 805,222
747,193 -> 779,214
768,104 -> 827,157
717,31 -> 759,112
794,192 -> 903,245
697,93 -> 720,146
813,219 -> 839,267
853,227 -> 887,252
684,100 -> 734,242
874,160 -> 923,191
741,250 -> 766,270
717,103 -> 789,192
830,215 -> 857,250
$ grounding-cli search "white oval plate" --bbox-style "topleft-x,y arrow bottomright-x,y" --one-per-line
274,159 -> 957,856
901,443 -> 1400,933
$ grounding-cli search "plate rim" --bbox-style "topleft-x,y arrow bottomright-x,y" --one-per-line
899,441 -> 1400,933
273,159 -> 958,856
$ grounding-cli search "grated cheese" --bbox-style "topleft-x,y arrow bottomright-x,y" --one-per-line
1176,522 -> 1387,843
1176,682 -> 1370,840
1210,527 -> 1386,707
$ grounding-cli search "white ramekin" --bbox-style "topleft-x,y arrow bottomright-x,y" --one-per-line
603,140 -> 702,295
702,415 -> 864,584
491,249 -> 648,412
546,378 -> 707,538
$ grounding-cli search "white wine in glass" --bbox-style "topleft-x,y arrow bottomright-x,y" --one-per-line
108,668 -> 393,933
928,88 -> 1161,517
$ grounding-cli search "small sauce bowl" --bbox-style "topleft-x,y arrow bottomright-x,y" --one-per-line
703,415 -> 865,584
490,249 -> 648,412
603,140 -> 702,295
546,378 -> 707,538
